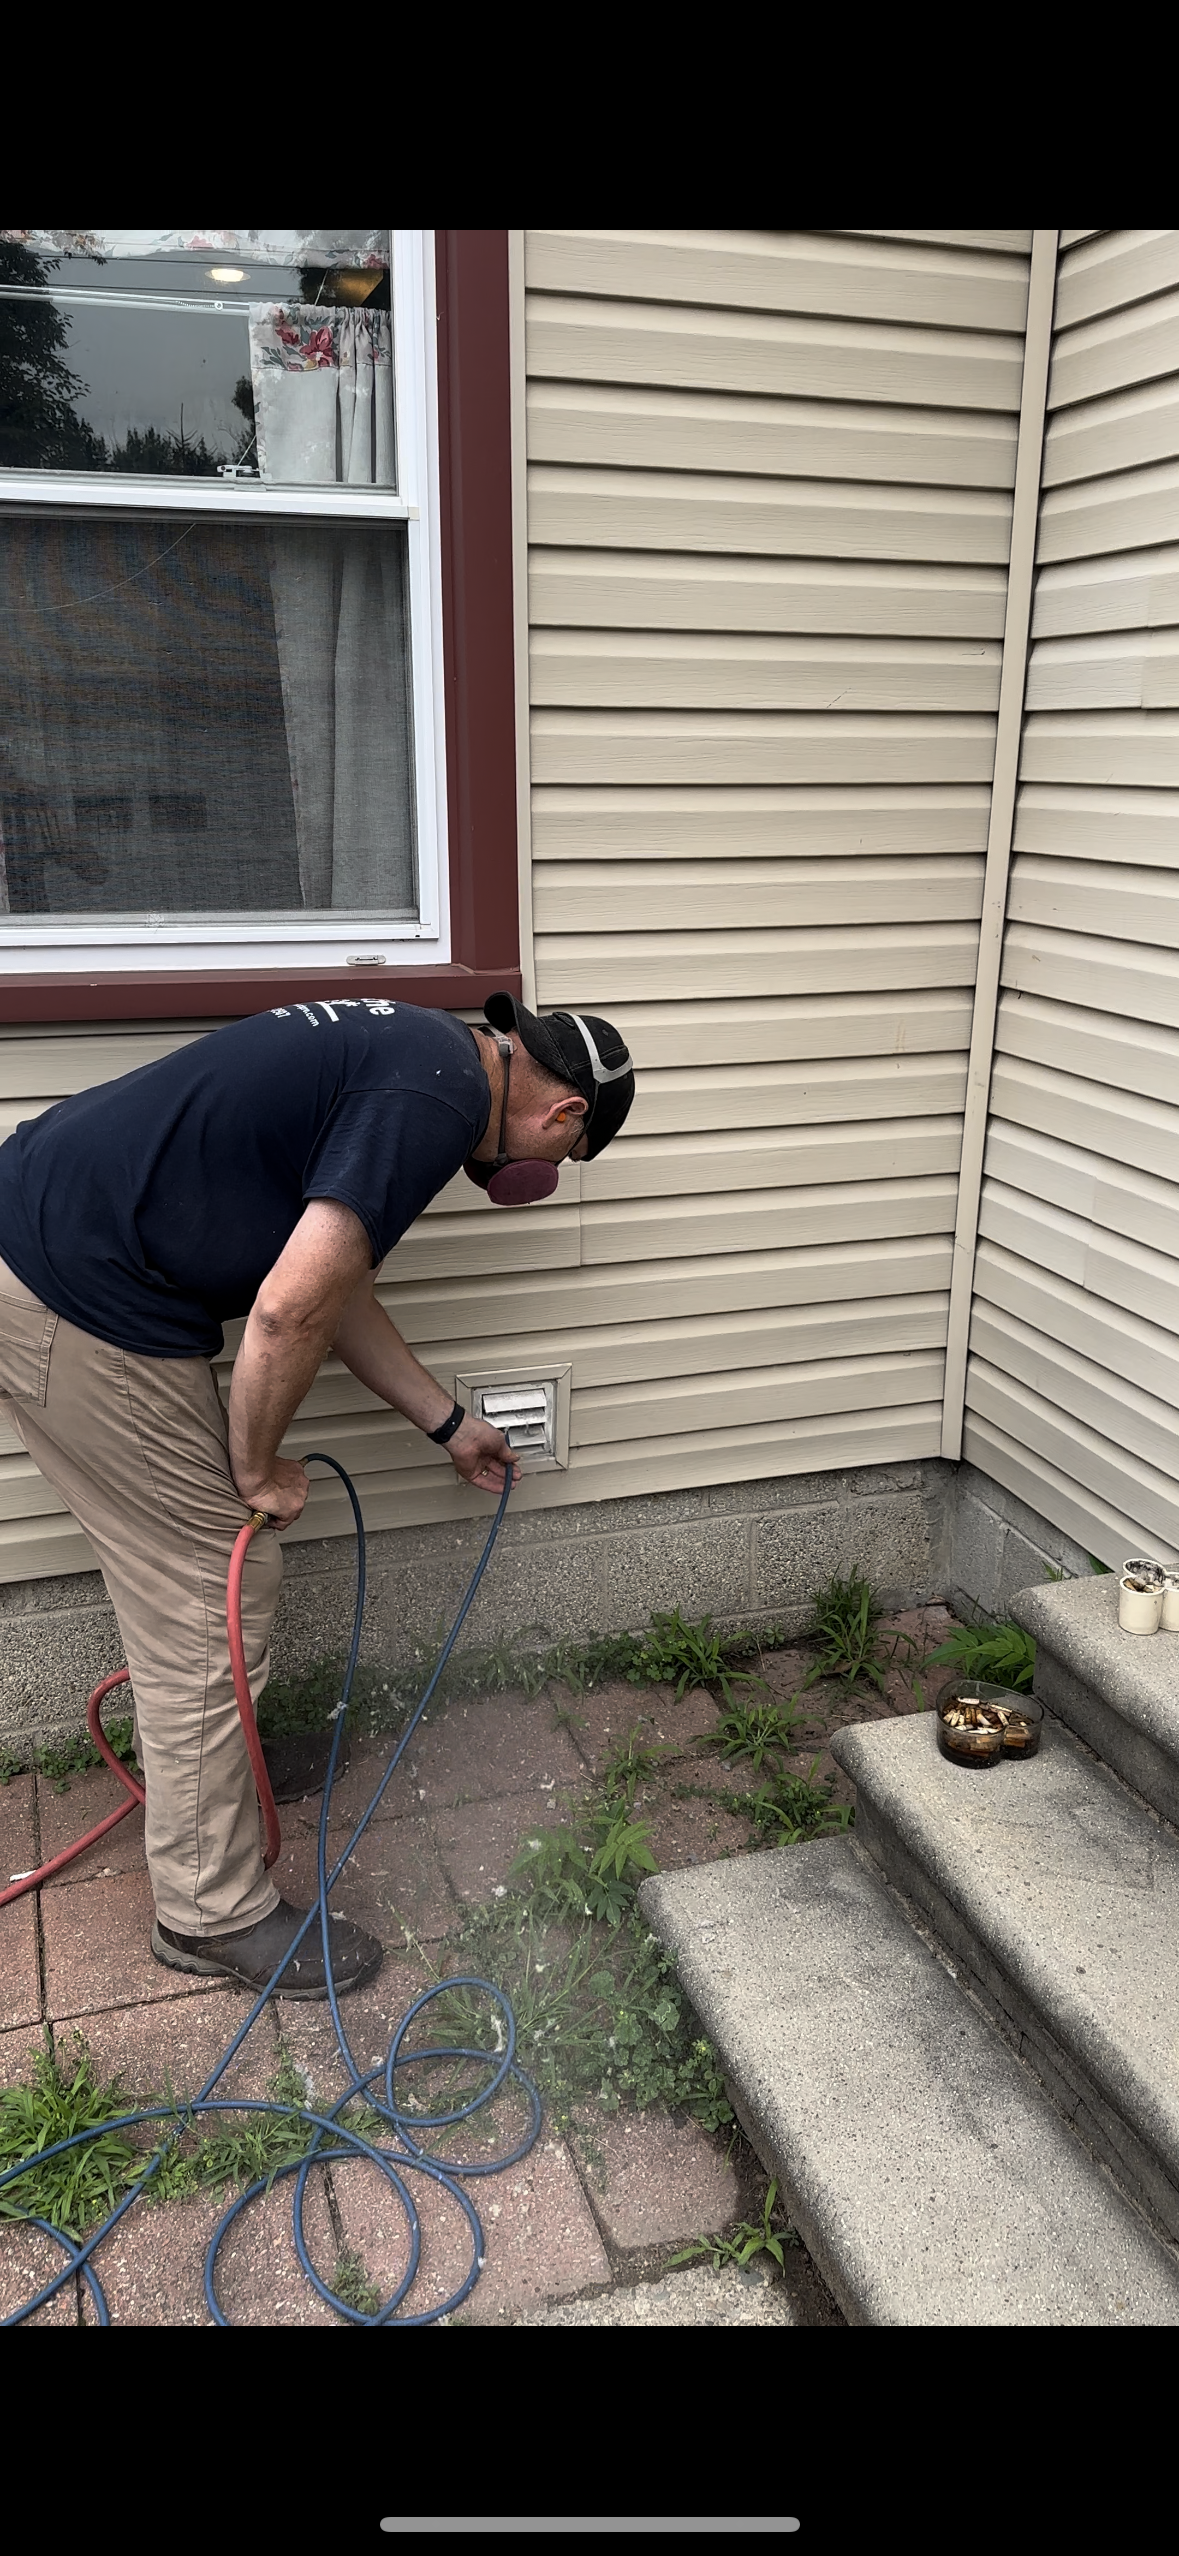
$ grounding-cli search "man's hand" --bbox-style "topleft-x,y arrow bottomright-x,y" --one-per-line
446,1413 -> 521,1496
233,1455 -> 310,1531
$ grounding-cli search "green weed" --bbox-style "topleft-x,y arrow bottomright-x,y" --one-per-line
923,1620 -> 1036,1694
435,1905 -> 732,2135
599,1725 -> 675,1806
709,1694 -> 805,1771
723,1759 -> 854,1845
799,1572 -> 913,1698
35,1717 -> 139,1795
511,1803 -> 658,1928
0,2034 -> 141,2236
670,2178 -> 800,2275
627,1609 -> 766,1706
331,2248 -> 382,2317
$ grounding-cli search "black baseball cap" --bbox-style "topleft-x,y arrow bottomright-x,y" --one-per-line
483,992 -> 635,1159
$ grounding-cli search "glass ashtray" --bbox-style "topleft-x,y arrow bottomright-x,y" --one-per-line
937,1682 -> 1042,1768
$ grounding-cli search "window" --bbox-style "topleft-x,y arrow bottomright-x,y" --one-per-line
0,229 -> 451,976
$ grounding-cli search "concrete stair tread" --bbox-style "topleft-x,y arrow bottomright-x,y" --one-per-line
831,1713 -> 1179,2221
1013,1577 -> 1179,1769
640,1838 -> 1179,2326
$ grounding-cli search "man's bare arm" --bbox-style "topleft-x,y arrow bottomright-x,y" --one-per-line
229,1204 -> 519,1527
332,1279 -> 519,1495
228,1200 -> 374,1525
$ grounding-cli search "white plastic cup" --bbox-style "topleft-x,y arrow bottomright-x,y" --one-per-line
1122,1556 -> 1164,1586
1161,1579 -> 1179,1632
1119,1577 -> 1163,1634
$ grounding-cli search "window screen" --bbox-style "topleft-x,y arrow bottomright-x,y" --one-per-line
0,514 -> 417,920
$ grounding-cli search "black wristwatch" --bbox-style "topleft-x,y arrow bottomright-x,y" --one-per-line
427,1399 -> 466,1446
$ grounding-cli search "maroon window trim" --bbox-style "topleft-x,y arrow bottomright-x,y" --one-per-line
0,231 -> 521,1029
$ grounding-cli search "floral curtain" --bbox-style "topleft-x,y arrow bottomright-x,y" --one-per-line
248,304 -> 394,488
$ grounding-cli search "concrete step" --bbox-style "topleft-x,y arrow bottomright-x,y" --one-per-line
1011,1575 -> 1179,1831
831,1711 -> 1179,2246
639,1838 -> 1179,2326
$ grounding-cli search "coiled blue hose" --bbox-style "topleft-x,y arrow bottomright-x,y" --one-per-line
1,1455 -> 539,2326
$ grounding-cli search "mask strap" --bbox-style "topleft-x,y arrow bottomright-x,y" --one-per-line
492,1030 -> 512,1165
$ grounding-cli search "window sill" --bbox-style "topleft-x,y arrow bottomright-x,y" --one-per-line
0,961 -> 522,1023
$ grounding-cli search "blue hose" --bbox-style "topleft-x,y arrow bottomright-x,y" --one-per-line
1,1456 -> 540,2327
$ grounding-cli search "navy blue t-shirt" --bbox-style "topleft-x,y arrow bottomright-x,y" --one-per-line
0,999 -> 490,1357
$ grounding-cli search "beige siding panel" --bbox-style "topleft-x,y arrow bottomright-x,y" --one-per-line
989,1055 -> 1179,1186
528,466 -> 1014,566
527,383 -> 1019,488
271,1356 -> 948,1483
597,992 -> 976,1068
995,990 -> 1179,1111
1059,234 -> 1102,251
978,1180 -> 1179,1330
525,231 -> 1029,331
969,1302 -> 1179,1481
581,1177 -> 956,1265
533,787 -> 993,862
628,1053 -> 968,1136
1020,713 -> 1179,786
1025,631 -> 1179,710
582,1116 -> 963,1204
1031,547 -> 1179,637
1048,295 -> 1179,410
1054,233 -> 1179,329
1000,923 -> 1179,1030
387,1206 -> 581,1285
962,1410 -> 1176,1571
526,296 -> 1025,411
573,1350 -> 945,1446
534,857 -> 985,934
530,632 -> 1003,715
1006,855 -> 1179,944
529,554 -> 1008,638
966,1357 -> 1179,1548
241,1294 -> 949,1420
845,232 -> 1032,256
984,1121 -> 1179,1262
537,922 -> 979,1005
0,1512 -> 101,1582
377,1237 -> 955,1342
973,1239 -> 1179,1405
0,1029 -> 204,1099
1013,783 -> 1179,868
1043,381 -> 1179,489
531,714 -> 997,789
421,1296 -> 951,1397
0,1456 -> 71,1524
1037,464 -> 1179,563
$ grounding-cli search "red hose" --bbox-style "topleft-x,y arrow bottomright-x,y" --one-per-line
0,1514 -> 280,1905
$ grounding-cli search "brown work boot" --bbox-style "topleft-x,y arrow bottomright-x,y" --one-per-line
151,1897 -> 383,2000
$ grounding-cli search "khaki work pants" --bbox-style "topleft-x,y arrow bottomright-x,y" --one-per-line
0,1254 -> 282,1937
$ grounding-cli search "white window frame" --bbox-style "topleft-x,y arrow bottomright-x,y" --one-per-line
0,229 -> 450,974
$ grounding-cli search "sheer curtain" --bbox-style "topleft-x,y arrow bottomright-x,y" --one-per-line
250,305 -> 410,912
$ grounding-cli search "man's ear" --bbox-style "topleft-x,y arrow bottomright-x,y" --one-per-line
538,1092 -> 588,1132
